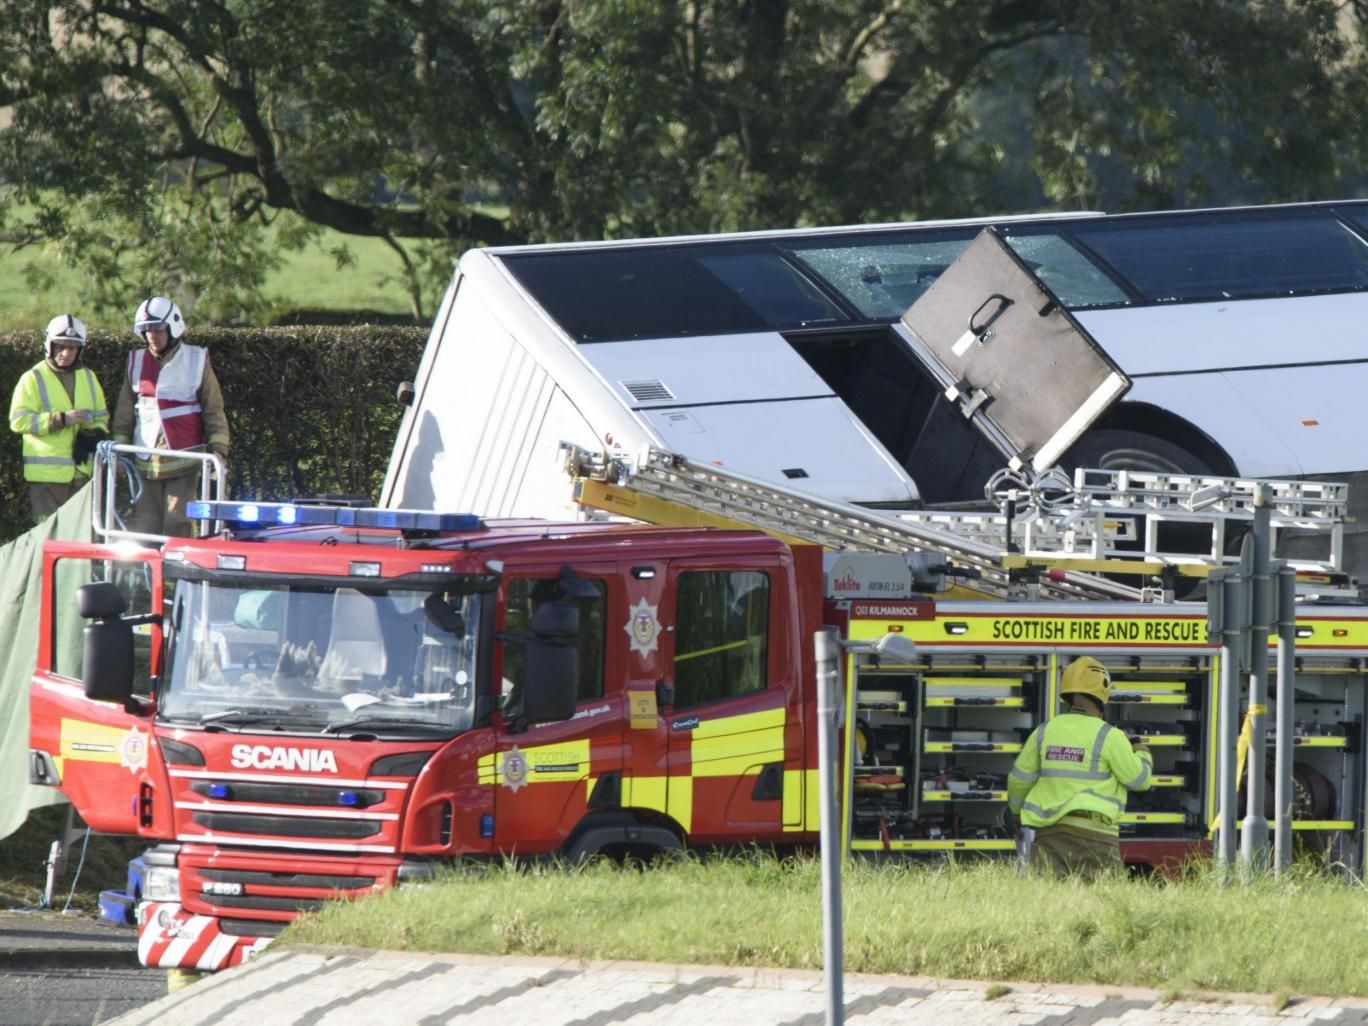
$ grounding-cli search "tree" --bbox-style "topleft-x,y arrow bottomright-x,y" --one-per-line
0,0 -> 1362,323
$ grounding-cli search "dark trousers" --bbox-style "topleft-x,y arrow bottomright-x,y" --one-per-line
127,473 -> 201,538
1030,824 -> 1123,880
28,476 -> 87,525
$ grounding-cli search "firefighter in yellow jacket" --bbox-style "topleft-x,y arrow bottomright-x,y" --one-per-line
8,315 -> 109,524
112,296 -> 230,538
1007,657 -> 1153,878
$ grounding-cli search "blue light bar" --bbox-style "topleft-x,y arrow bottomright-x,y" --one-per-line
186,501 -> 485,533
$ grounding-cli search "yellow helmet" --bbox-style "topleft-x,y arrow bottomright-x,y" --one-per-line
1060,657 -> 1111,704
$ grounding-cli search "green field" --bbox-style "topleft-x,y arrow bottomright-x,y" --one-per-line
283,854 -> 1368,999
0,225 -> 417,333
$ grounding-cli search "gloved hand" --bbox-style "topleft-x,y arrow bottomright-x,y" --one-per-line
72,428 -> 109,463
1130,734 -> 1151,755
1003,809 -> 1020,837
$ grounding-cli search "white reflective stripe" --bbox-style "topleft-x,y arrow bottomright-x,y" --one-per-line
179,831 -> 395,854
1039,767 -> 1112,781
162,915 -> 215,966
1058,813 -> 1119,836
33,371 -> 52,411
1076,788 -> 1125,811
1125,753 -> 1153,790
79,368 -> 96,405
136,918 -> 160,964
24,455 -> 74,466
160,404 -> 204,420
1092,723 -> 1113,772
133,395 -> 162,451
197,932 -> 239,970
1009,766 -> 1037,783
27,413 -> 42,433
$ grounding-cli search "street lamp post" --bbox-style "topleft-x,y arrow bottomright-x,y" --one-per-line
813,629 -> 918,1026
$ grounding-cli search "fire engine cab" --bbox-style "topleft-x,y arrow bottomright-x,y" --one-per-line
31,495 -> 855,970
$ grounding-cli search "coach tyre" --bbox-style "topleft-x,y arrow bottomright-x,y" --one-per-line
1063,429 -> 1214,476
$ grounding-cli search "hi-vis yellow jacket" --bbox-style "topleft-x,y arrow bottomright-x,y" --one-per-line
1007,713 -> 1153,838
8,361 -> 109,483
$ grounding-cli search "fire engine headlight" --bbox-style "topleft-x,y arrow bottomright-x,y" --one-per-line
143,866 -> 181,902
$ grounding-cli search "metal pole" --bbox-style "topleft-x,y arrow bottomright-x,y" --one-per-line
1273,565 -> 1296,874
814,628 -> 844,1026
1239,486 -> 1272,870
1216,573 -> 1244,873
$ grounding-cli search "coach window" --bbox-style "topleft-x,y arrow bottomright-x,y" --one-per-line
673,571 -> 770,708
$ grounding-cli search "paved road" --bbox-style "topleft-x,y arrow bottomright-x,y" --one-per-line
0,912 -> 162,1026
0,966 -> 165,1026
7,911 -> 1368,1026
102,947 -> 1368,1026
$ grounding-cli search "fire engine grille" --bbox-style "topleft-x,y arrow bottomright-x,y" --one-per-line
206,894 -> 328,914
220,919 -> 287,938
192,812 -> 383,839
190,780 -> 386,808
199,868 -> 376,890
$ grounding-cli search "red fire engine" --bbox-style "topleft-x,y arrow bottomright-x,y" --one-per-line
30,500 -> 841,970
29,465 -> 1367,971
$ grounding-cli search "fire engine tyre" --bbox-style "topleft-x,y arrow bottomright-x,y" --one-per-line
1063,429 -> 1214,476
562,816 -> 683,865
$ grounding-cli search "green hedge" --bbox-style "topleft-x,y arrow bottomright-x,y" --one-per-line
0,325 -> 428,542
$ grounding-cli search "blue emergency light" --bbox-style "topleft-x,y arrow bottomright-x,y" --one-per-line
186,500 -> 485,533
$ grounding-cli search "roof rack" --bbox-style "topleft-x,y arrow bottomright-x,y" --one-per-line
562,445 -> 1352,603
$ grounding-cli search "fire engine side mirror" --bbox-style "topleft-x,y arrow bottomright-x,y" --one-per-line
521,600 -> 580,723
77,582 -> 134,706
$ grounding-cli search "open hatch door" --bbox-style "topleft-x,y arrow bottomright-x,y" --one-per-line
29,543 -> 162,836
896,227 -> 1130,475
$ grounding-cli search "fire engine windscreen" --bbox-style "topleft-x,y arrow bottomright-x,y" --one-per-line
159,579 -> 483,736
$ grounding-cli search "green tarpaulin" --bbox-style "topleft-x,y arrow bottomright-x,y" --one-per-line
0,484 -> 93,841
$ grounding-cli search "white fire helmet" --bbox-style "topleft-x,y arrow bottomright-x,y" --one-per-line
133,296 -> 186,341
43,314 -> 88,359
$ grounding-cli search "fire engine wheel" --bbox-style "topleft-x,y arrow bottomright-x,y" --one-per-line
562,815 -> 683,866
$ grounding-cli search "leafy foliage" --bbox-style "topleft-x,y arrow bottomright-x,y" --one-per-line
0,326 -> 427,542
0,1 -> 1363,322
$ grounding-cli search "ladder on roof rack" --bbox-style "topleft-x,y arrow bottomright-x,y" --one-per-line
1017,470 -> 1346,582
905,467 -> 1349,582
563,446 -> 1141,603
562,446 -> 1353,603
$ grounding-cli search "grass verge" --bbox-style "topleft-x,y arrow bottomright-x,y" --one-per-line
283,854 -> 1368,997
0,221 -> 413,333
0,806 -> 144,914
